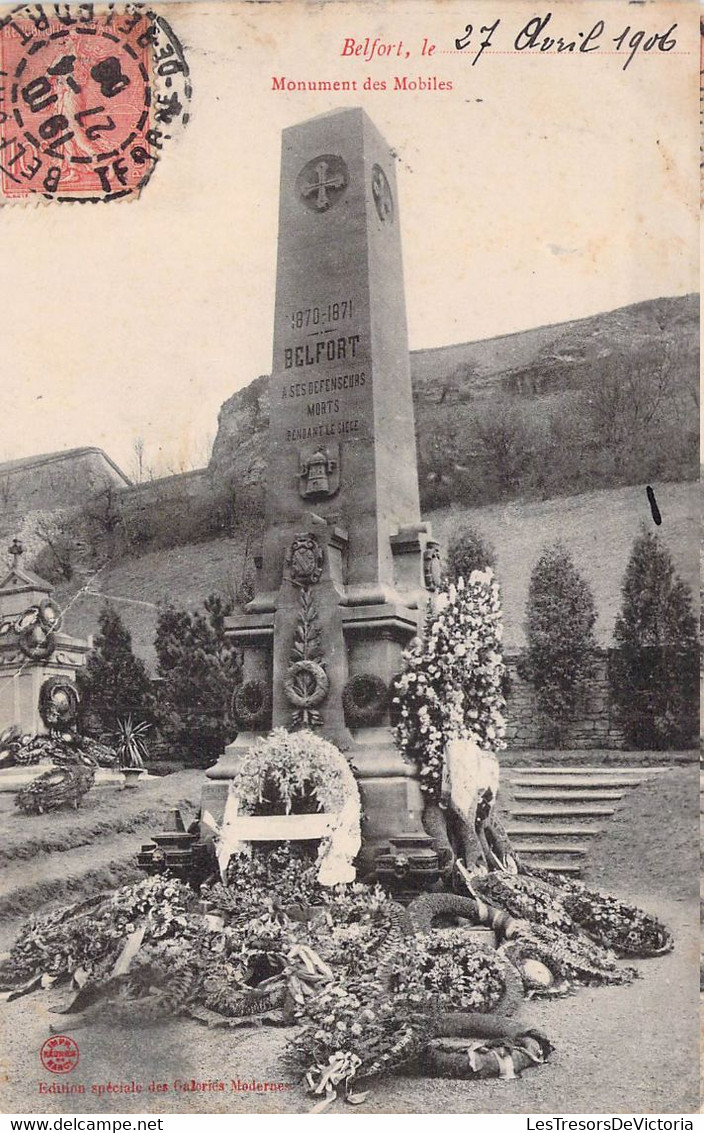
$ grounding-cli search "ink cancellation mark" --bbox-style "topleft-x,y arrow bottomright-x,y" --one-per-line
0,3 -> 190,203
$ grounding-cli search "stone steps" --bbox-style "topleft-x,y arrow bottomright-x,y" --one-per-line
521,858 -> 583,874
509,774 -> 646,788
510,841 -> 589,856
512,789 -> 624,802
503,762 -> 669,877
511,804 -> 617,818
505,822 -> 602,837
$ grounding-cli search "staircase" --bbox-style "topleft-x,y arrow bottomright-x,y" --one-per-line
502,764 -> 670,876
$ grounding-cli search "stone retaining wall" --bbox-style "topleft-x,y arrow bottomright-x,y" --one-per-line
504,649 -> 625,750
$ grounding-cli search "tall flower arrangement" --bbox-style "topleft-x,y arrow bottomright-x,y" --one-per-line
393,570 -> 506,799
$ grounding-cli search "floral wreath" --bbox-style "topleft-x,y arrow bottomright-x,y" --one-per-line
39,677 -> 80,731
342,674 -> 388,727
231,727 -> 361,886
18,624 -> 55,661
232,680 -> 272,730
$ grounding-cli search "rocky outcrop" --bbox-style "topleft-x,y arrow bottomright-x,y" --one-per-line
208,295 -> 698,492
209,373 -> 271,488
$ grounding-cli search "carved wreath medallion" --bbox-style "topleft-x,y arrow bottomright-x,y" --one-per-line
423,543 -> 443,591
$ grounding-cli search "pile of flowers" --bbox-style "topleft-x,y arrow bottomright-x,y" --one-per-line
217,844 -> 322,916
393,571 -> 507,798
0,836 -> 673,1101
289,975 -> 418,1077
472,872 -> 577,935
302,884 -> 407,978
3,876 -> 196,985
385,928 -> 513,1014
562,890 -> 673,957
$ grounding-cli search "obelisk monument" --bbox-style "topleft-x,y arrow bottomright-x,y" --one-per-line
206,108 -> 442,867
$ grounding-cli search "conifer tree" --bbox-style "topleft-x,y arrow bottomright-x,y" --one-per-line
446,525 -> 497,584
77,605 -> 154,735
611,527 -> 698,748
524,543 -> 597,746
154,595 -> 242,768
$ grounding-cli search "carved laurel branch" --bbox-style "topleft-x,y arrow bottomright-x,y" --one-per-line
285,585 -> 328,728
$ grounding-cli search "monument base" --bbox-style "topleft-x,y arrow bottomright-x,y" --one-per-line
201,725 -> 436,876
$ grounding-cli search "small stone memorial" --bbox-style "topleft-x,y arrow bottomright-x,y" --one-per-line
0,539 -> 89,738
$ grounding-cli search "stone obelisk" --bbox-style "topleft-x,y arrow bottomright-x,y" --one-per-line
206,108 -> 441,867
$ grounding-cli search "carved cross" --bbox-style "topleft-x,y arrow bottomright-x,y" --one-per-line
8,538 -> 23,569
300,161 -> 345,211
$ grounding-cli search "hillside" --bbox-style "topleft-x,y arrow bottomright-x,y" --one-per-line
4,293 -> 697,588
210,294 -> 699,507
56,480 -> 698,668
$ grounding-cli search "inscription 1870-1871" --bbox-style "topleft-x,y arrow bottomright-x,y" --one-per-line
289,300 -> 353,329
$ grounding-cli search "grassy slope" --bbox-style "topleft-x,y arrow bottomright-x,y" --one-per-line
431,479 -> 698,649
0,771 -> 203,922
0,770 -> 202,865
56,479 -> 698,663
583,765 -> 699,901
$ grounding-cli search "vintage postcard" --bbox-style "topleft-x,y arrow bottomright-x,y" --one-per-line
0,0 -> 699,1119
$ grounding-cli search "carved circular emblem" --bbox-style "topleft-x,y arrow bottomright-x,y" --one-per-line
19,624 -> 55,661
297,154 -> 348,212
39,598 -> 63,633
287,534 -> 324,585
423,545 -> 443,591
284,660 -> 330,709
232,680 -> 272,730
371,164 -> 393,223
15,606 -> 40,633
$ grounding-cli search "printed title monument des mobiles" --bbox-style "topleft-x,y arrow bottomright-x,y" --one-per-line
203,107 -> 449,872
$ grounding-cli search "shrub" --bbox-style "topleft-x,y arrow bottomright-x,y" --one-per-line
153,595 -> 242,768
611,528 -> 698,749
446,525 -> 497,584
524,544 -> 597,746
77,605 -> 155,735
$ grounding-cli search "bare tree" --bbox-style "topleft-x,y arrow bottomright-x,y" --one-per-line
474,398 -> 533,496
132,436 -> 146,484
583,342 -> 682,452
34,515 -> 81,581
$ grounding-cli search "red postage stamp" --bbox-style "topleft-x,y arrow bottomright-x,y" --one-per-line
40,1034 -> 80,1074
0,3 -> 190,201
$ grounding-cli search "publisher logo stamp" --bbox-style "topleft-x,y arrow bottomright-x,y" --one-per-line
40,1034 -> 79,1074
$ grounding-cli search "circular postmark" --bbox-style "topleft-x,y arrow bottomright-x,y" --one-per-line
0,3 -> 190,201
40,1034 -> 79,1074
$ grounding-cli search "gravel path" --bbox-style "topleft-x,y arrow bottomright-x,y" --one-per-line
0,891 -> 697,1115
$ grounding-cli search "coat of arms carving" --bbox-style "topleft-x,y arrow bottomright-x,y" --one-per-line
299,444 -> 339,500
286,533 -> 325,586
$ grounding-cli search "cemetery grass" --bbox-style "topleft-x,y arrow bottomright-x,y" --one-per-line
0,765 -> 699,1113
0,770 -> 202,925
